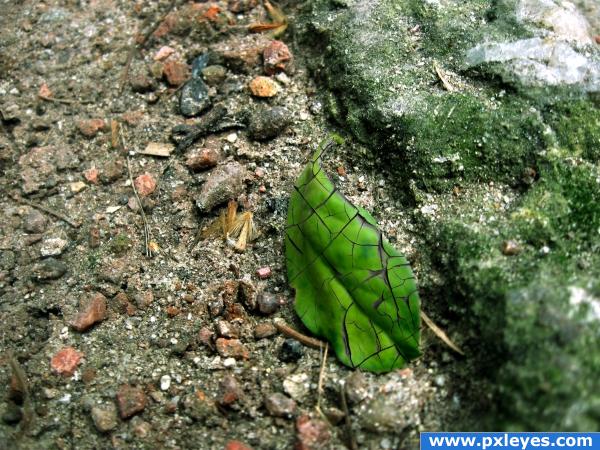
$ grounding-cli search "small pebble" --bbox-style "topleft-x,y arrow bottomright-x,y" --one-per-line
225,441 -> 253,450
254,322 -> 277,339
77,118 -> 105,137
134,173 -> 157,197
194,162 -> 246,212
202,65 -> 227,85
226,133 -> 238,143
154,46 -> 175,61
180,78 -> 210,117
69,181 -> 87,193
160,375 -> 172,391
116,385 -> 147,419
256,267 -> 272,279
257,291 -> 279,314
83,167 -> 99,184
215,338 -> 249,359
129,71 -> 155,93
23,209 -> 47,234
249,76 -> 279,97
38,82 -> 52,98
70,292 -> 108,332
163,59 -> 190,86
91,403 -> 118,432
296,415 -> 331,449
501,239 -> 521,256
279,339 -> 303,363
263,40 -> 294,75
40,237 -> 68,257
246,106 -> 291,141
185,148 -> 219,170
50,346 -> 83,377
31,257 -> 67,281
264,392 -> 296,418
219,374 -> 242,406
216,320 -> 240,338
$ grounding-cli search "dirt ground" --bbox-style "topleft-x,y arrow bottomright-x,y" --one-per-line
0,1 -> 478,449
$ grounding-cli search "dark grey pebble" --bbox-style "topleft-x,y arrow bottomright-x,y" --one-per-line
31,257 -> 67,281
23,209 -> 48,234
2,403 -> 22,425
180,78 -> 210,117
279,339 -> 304,362
246,106 -> 291,141
180,54 -> 211,117
257,292 -> 279,315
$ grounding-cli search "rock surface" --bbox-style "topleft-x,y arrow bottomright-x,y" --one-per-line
302,0 -> 600,431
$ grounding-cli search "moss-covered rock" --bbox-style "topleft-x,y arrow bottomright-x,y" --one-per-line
426,158 -> 600,429
299,0 -> 600,430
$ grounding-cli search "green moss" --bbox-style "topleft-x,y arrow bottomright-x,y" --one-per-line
109,233 -> 131,256
401,94 -> 545,191
544,100 -> 600,161
429,159 -> 600,429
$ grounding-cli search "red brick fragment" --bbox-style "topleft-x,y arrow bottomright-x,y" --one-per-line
70,292 -> 107,332
134,173 -> 157,197
185,148 -> 219,170
296,415 -> 331,450
116,384 -> 147,419
225,441 -> 253,450
163,59 -> 190,86
77,118 -> 106,137
263,40 -> 293,75
215,338 -> 249,360
83,167 -> 99,184
51,346 -> 83,377
38,82 -> 53,98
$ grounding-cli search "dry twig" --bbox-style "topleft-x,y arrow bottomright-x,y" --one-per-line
37,94 -> 93,105
340,382 -> 358,450
11,194 -> 80,228
421,310 -> 465,356
316,344 -> 328,414
126,157 -> 152,258
273,319 -> 328,350
433,61 -> 456,92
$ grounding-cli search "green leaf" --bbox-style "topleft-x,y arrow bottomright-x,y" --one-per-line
285,141 -> 421,373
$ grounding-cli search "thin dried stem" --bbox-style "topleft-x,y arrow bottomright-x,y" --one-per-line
11,194 -> 80,228
340,382 -> 358,450
421,310 -> 465,356
126,157 -> 152,258
273,319 -> 328,350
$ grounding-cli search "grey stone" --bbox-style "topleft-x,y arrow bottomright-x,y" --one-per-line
246,106 -> 291,141
23,209 -> 48,234
264,392 -> 296,418
91,403 -> 118,432
194,162 -> 246,212
40,236 -> 68,257
180,78 -> 211,117
257,291 -> 279,315
31,257 -> 67,281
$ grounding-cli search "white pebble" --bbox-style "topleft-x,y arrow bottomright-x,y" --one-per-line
160,375 -> 171,391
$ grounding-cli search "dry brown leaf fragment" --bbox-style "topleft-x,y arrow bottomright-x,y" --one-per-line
203,200 -> 258,252
248,0 -> 287,38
